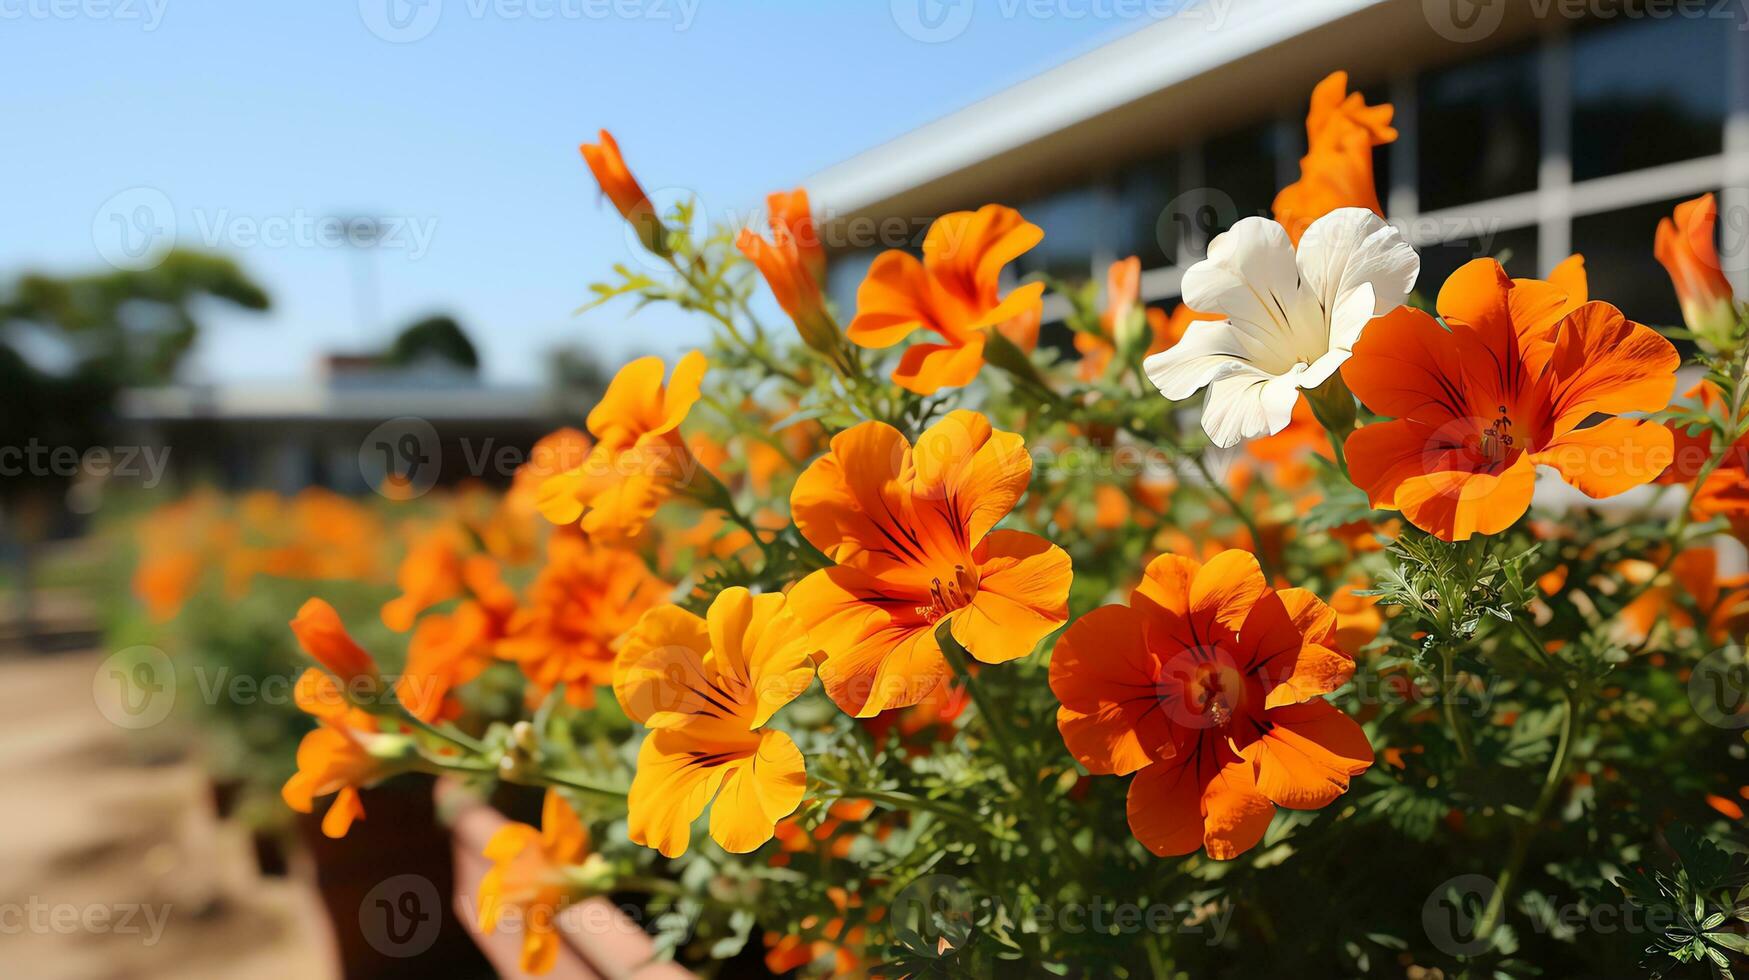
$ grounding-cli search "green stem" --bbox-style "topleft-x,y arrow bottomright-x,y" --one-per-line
936,622 -> 1023,762
809,776 -> 984,833
1439,647 -> 1478,767
531,770 -> 631,800
1189,454 -> 1277,582
664,255 -> 806,385
1473,689 -> 1579,947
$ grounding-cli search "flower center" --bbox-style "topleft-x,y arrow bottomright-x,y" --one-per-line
1186,660 -> 1246,729
916,565 -> 978,624
1478,405 -> 1517,463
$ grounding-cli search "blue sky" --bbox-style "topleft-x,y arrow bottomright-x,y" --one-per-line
0,1 -> 1153,385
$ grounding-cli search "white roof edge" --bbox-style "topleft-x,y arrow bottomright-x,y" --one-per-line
807,0 -> 1386,216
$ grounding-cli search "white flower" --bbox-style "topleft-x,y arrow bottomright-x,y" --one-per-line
1144,208 -> 1420,448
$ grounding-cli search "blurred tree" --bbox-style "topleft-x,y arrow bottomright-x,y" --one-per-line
382,314 -> 479,372
0,250 -> 268,643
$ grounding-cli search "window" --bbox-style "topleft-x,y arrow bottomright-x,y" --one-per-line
1414,225 -> 1539,299
1360,83 -> 1394,204
825,248 -> 878,319
1571,196 -> 1697,331
1015,187 -> 1105,283
1201,123 -> 1279,237
1113,154 -> 1177,269
1571,13 -> 1727,182
1418,44 -> 1540,211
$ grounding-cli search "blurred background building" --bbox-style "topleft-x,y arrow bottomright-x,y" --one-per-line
813,0 -> 1746,350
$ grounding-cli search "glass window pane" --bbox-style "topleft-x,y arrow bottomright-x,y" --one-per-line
1571,196 -> 1699,331
1571,14 -> 1727,182
1360,83 -> 1395,206
1414,224 -> 1539,301
825,247 -> 877,319
1113,154 -> 1177,268
1201,123 -> 1279,238
1015,187 -> 1105,283
1418,44 -> 1540,211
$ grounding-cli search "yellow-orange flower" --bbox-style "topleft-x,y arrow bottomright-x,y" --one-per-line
477,789 -> 594,975
738,189 -> 845,365
291,597 -> 379,688
499,530 -> 671,709
580,129 -> 664,254
1344,258 -> 1677,541
847,205 -> 1045,394
1655,193 -> 1737,348
788,410 -> 1073,716
537,351 -> 707,542
1274,71 -> 1396,244
282,669 -> 409,838
1049,550 -> 1372,859
613,588 -> 816,857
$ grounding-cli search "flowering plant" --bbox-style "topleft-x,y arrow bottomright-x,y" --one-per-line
138,73 -> 1749,978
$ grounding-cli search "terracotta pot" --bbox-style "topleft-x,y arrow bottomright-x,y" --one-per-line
296,773 -> 495,978
438,778 -> 698,980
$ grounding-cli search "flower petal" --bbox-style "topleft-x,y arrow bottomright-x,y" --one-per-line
1050,603 -> 1175,775
1248,699 -> 1373,810
709,730 -> 807,853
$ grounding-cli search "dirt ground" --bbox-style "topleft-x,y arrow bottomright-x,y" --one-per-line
0,645 -> 339,980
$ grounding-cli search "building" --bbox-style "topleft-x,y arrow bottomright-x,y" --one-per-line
119,356 -> 572,495
810,0 -> 1748,340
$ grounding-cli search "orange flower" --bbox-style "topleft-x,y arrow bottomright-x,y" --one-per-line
1619,548 -> 1749,645
1274,71 -> 1396,244
398,556 -> 519,722
788,411 -> 1072,716
1344,259 -> 1678,540
382,525 -> 467,632
290,598 -> 379,688
282,669 -> 410,838
537,352 -> 707,542
499,531 -> 671,709
1655,193 -> 1737,348
1075,258 -> 1213,381
1693,435 -> 1749,538
766,188 -> 826,286
1049,550 -> 1372,859
477,789 -> 596,975
847,205 -> 1045,394
579,129 -> 664,254
613,588 -> 816,857
738,189 -> 846,365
